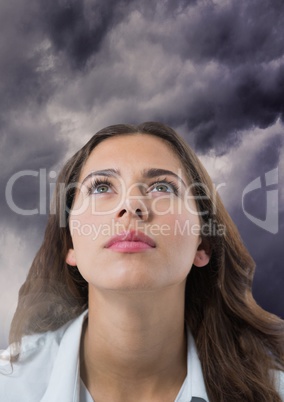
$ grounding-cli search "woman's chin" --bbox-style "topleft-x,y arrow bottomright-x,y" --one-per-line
89,270 -> 166,293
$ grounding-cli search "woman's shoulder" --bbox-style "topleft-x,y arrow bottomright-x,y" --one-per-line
0,311 -> 87,402
0,319 -> 69,366
276,369 -> 284,401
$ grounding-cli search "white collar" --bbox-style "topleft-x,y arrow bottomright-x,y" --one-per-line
40,311 -> 87,402
181,326 -> 209,401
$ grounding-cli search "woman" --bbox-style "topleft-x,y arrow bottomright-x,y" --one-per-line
1,122 -> 283,402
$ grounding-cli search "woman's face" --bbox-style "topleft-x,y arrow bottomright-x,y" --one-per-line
66,134 -> 209,292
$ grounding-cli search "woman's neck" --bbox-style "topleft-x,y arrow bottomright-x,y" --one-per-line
80,284 -> 187,402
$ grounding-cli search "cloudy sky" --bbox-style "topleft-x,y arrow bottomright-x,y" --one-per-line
1,0 -> 283,348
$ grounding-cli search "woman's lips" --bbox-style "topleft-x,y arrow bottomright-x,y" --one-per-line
107,241 -> 153,252
104,231 -> 156,253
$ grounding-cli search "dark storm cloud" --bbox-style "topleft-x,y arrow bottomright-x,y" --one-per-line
34,0 -> 284,153
143,0 -> 284,152
187,65 -> 284,152
178,0 -> 284,64
0,0 -> 67,233
251,214 -> 284,318
221,131 -> 284,317
39,0 -> 106,70
37,0 -> 193,70
38,0 -> 137,70
232,211 -> 284,318
0,1 -> 54,113
0,118 -> 63,233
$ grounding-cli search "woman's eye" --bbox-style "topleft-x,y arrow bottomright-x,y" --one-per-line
150,182 -> 175,193
88,180 -> 113,194
94,184 -> 111,193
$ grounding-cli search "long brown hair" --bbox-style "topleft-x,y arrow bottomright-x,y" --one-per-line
9,122 -> 284,401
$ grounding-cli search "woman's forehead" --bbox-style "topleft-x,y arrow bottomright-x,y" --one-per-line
80,133 -> 188,179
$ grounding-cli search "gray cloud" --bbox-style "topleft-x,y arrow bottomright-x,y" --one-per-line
32,0 -> 284,153
176,0 -> 284,64
137,0 -> 284,151
214,129 -> 284,317
38,0 -> 139,70
0,0 -> 67,233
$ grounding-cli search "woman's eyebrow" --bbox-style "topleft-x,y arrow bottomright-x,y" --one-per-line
142,168 -> 186,187
81,169 -> 120,185
81,168 -> 186,187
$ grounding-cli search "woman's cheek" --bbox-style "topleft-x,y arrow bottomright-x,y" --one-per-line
150,195 -> 181,216
167,210 -> 201,244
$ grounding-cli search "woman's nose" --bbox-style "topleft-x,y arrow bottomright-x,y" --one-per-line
116,190 -> 150,222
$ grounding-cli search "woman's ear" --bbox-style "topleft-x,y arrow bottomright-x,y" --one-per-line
193,239 -> 211,268
66,248 -> 77,266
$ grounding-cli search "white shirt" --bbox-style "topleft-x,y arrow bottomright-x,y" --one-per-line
0,310 -> 283,402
